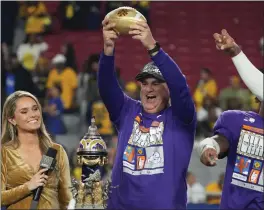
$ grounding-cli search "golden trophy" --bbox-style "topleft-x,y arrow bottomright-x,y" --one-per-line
68,117 -> 110,209
105,6 -> 147,35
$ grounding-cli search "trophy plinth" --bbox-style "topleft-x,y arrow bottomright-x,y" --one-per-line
70,117 -> 110,209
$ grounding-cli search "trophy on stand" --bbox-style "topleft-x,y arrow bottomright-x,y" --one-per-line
69,117 -> 110,209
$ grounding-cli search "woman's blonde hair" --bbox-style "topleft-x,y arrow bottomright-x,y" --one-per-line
1,91 -> 53,152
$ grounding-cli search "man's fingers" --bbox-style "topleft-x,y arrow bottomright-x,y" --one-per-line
221,29 -> 234,42
205,156 -> 217,166
108,31 -> 119,37
209,155 -> 218,162
102,18 -> 109,26
226,37 -> 235,44
215,41 -> 223,49
135,21 -> 148,28
221,29 -> 229,37
216,45 -> 221,50
207,150 -> 218,158
208,150 -> 218,166
130,24 -> 145,32
202,149 -> 218,166
132,35 -> 142,40
213,33 -> 222,43
220,43 -> 234,50
103,23 -> 116,31
201,154 -> 216,167
129,29 -> 141,35
106,33 -> 118,40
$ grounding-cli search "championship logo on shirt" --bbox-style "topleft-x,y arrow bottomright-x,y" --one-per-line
231,125 -> 264,192
237,125 -> 263,161
123,115 -> 165,176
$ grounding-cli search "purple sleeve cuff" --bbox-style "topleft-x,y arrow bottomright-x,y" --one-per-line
100,52 -> 115,65
151,49 -> 167,65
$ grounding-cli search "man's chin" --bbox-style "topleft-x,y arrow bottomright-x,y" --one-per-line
143,104 -> 159,114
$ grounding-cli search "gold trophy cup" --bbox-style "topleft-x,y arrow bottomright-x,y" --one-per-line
105,6 -> 147,35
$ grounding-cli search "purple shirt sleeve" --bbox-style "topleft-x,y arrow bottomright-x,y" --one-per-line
213,110 -> 236,144
151,49 -> 196,124
98,52 -> 134,126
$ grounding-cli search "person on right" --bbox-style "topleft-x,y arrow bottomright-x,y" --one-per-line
199,31 -> 264,209
213,29 -> 263,101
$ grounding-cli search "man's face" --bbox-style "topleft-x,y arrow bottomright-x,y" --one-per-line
140,77 -> 169,114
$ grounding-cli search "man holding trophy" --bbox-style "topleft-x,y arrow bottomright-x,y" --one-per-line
98,7 -> 196,209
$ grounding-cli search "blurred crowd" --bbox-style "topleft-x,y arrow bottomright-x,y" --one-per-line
1,1 -> 263,206
193,67 -> 261,138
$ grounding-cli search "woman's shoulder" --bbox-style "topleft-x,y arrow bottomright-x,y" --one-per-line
1,143 -> 16,152
1,143 -> 17,160
51,143 -> 69,159
51,143 -> 70,167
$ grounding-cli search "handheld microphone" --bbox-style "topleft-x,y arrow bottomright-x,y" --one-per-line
30,147 -> 57,210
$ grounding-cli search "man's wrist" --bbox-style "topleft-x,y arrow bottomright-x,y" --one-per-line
229,44 -> 241,57
104,46 -> 114,56
148,42 -> 160,57
147,43 -> 156,51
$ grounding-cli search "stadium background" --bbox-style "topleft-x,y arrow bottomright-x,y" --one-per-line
1,1 -> 264,208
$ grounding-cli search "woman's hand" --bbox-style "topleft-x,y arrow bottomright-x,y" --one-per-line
25,168 -> 49,191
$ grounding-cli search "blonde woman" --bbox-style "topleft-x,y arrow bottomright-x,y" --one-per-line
1,91 -> 72,209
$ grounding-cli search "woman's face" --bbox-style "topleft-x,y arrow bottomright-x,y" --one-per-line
9,97 -> 42,132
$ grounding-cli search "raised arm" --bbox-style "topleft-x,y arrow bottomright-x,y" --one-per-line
231,52 -> 263,101
98,19 -> 126,123
129,22 -> 195,124
214,29 -> 263,101
151,49 -> 195,124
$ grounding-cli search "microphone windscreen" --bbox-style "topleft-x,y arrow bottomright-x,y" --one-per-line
40,148 -> 57,169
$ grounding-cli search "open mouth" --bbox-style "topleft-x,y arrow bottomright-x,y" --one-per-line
146,95 -> 156,100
